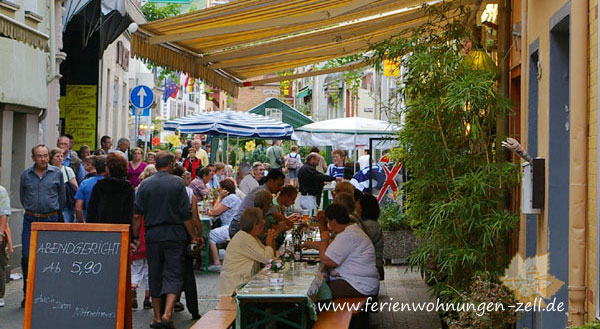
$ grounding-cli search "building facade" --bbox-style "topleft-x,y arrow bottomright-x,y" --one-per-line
512,0 -> 596,327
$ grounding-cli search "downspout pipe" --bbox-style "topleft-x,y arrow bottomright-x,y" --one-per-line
519,0 -> 528,259
568,0 -> 588,326
47,0 -> 56,85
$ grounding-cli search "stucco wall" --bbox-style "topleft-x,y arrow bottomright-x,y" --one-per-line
587,0 -> 598,321
0,38 -> 48,109
98,35 -> 131,143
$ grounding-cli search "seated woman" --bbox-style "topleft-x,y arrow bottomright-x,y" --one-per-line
207,179 -> 242,271
216,208 -> 278,297
306,204 -> 379,298
356,194 -> 384,280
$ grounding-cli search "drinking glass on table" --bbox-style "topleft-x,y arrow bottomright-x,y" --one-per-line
302,209 -> 310,223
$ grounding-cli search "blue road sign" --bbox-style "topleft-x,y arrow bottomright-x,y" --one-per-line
130,85 -> 154,109
131,107 -> 150,116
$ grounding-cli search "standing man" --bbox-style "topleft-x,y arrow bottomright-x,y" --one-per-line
113,138 -> 130,160
0,162 -> 11,307
266,140 -> 284,171
20,145 -> 65,306
74,155 -> 106,223
57,135 -> 81,176
133,151 -> 203,328
64,133 -> 75,150
326,149 -> 346,182
100,135 -> 112,154
192,139 -> 209,167
298,153 -> 335,211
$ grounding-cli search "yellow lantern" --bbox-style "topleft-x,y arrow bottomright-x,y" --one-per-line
464,48 -> 499,79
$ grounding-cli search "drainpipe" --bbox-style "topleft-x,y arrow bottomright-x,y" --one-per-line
519,0 -> 528,259
568,0 -> 588,326
47,0 -> 56,85
596,0 -> 600,319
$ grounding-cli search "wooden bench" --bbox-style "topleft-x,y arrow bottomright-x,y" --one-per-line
333,297 -> 368,314
190,310 -> 236,329
312,310 -> 352,329
215,296 -> 237,311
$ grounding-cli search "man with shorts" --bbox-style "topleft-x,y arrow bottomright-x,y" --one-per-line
133,151 -> 202,328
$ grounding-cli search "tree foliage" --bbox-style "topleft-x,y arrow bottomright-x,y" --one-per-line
141,3 -> 182,84
141,3 -> 182,21
370,3 -> 520,305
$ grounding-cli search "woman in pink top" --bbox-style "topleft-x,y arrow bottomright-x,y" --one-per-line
127,147 -> 147,188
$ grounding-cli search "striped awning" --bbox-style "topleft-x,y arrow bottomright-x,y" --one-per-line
131,0 -> 478,97
164,110 -> 294,138
0,13 -> 48,50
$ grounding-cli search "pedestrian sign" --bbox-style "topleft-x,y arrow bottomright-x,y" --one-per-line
130,85 -> 153,109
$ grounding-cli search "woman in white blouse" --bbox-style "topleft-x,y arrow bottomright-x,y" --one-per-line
216,207 -> 278,297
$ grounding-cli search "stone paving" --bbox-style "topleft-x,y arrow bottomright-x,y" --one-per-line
0,265 -> 440,329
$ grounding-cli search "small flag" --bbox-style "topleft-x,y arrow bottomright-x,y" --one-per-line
163,79 -> 179,101
184,74 -> 190,89
189,77 -> 196,92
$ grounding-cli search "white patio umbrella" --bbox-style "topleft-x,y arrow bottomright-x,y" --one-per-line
292,117 -> 399,150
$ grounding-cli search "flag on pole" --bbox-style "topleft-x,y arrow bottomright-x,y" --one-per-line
184,74 -> 190,89
163,79 -> 178,101
189,77 -> 196,92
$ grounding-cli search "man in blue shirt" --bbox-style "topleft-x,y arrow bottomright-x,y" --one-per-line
19,145 -> 64,306
74,155 -> 106,223
57,135 -> 81,176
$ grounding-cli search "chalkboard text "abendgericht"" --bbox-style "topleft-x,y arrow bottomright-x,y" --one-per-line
36,241 -> 121,256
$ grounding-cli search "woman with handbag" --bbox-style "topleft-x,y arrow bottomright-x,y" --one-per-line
50,147 -> 79,222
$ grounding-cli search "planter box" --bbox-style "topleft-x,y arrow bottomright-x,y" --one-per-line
383,230 -> 418,264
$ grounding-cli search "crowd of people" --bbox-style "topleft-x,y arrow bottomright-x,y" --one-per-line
0,134 -> 387,329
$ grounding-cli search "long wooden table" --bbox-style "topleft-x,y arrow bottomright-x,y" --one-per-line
235,264 -> 323,329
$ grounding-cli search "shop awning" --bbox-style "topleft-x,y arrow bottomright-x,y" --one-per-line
0,13 -> 49,50
296,87 -> 311,99
131,0 -> 478,97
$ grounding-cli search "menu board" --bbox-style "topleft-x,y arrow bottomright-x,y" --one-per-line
24,223 -> 130,329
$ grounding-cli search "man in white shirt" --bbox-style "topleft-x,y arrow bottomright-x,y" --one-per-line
238,163 -> 259,195
358,149 -> 371,170
308,203 -> 379,298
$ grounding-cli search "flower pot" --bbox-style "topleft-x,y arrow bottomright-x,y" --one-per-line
269,272 -> 284,290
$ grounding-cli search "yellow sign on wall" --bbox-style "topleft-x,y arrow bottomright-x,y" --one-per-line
63,85 -> 97,150
384,59 -> 400,77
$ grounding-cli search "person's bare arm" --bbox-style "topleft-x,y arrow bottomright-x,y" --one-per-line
74,200 -> 84,223
0,215 -> 6,244
191,195 -> 204,248
183,219 -> 199,245
131,214 -> 142,252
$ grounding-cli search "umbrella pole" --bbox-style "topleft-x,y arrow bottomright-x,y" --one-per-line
353,133 -> 357,175
226,134 -> 230,166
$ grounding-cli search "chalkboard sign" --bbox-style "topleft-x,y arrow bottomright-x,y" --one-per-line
24,223 -> 130,329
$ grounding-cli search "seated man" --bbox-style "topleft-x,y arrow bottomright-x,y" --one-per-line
305,204 -> 379,298
216,207 -> 279,297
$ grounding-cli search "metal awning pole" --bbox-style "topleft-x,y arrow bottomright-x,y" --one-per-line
226,133 -> 230,166
353,133 -> 357,175
369,137 -> 373,194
